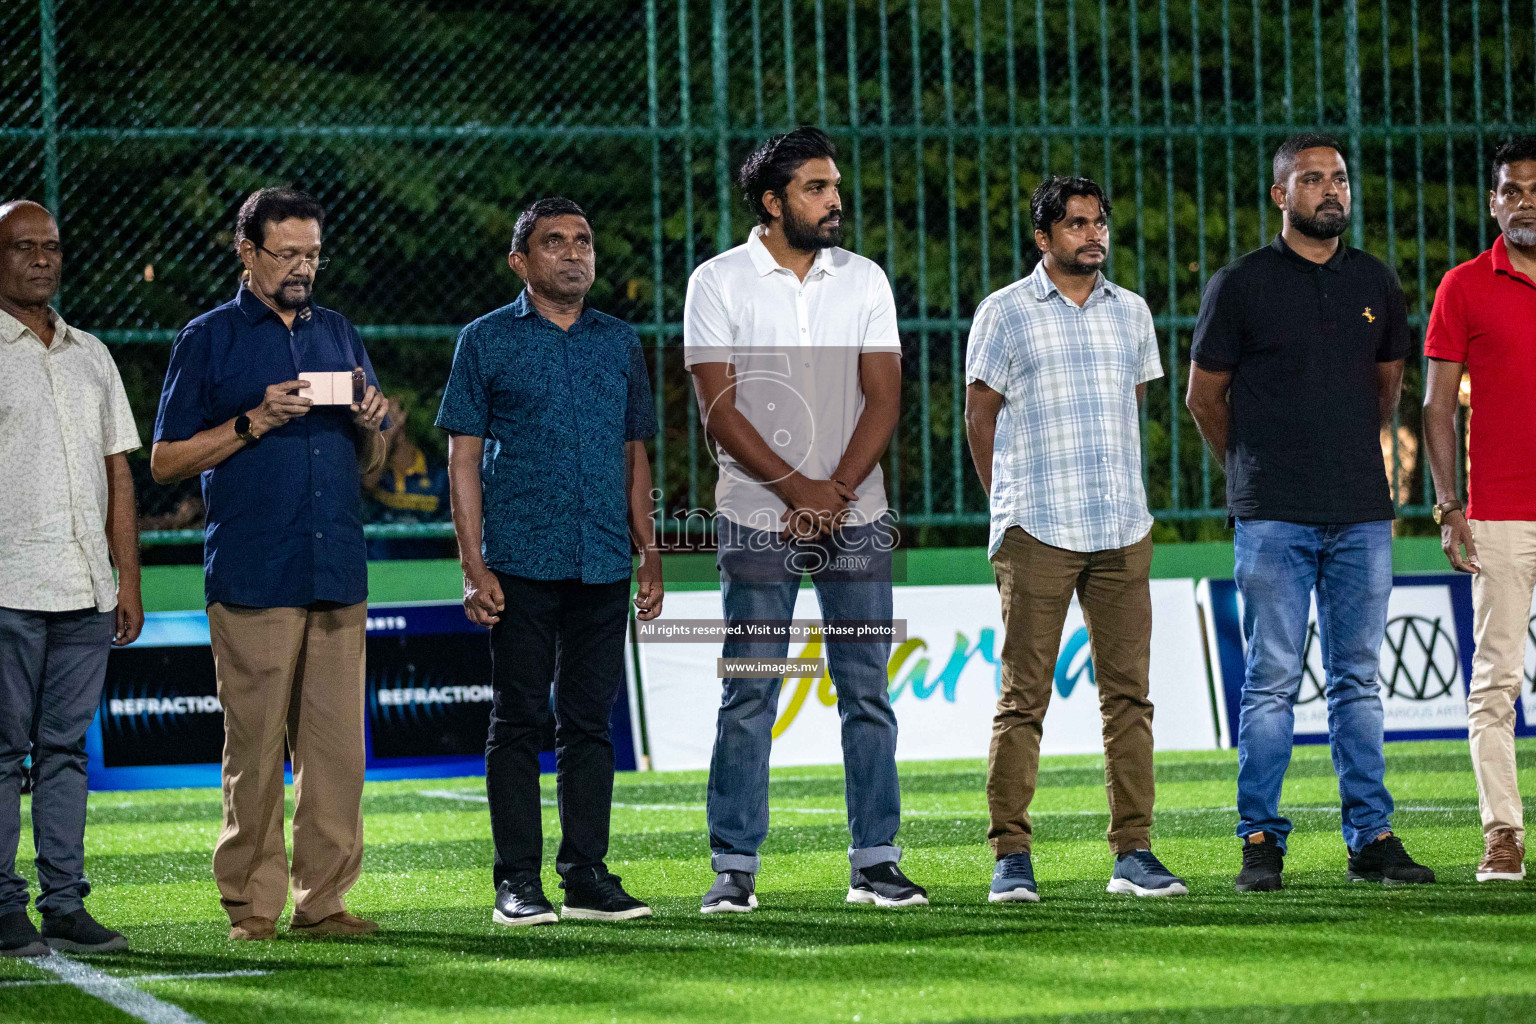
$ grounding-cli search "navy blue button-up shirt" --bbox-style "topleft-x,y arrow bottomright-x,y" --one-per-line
435,291 -> 657,584
153,286 -> 383,608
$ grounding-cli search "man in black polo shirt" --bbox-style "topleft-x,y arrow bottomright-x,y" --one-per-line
1187,134 -> 1435,892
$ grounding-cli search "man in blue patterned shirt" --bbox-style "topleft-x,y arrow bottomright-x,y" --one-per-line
964,176 -> 1187,903
437,197 -> 661,927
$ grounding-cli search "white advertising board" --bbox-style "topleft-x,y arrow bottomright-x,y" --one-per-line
637,581 -> 1217,771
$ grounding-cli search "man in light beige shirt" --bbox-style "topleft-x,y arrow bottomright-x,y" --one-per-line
0,200 -> 141,957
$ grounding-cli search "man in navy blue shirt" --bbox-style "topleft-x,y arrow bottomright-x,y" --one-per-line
437,197 -> 662,927
151,187 -> 387,941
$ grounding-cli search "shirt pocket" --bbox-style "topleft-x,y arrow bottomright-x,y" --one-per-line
74,369 -> 106,451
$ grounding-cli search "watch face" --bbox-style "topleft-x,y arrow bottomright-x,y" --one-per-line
1433,506 -> 1443,525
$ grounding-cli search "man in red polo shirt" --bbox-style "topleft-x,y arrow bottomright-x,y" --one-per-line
1423,136 -> 1536,884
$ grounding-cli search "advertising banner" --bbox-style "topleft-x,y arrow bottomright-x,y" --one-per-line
88,601 -> 640,790
636,581 -> 1218,771
1199,573 -> 1535,746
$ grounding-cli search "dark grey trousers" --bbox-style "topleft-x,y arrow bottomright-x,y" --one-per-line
0,606 -> 113,916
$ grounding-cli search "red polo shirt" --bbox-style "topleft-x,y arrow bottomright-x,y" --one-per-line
1424,234 -> 1536,520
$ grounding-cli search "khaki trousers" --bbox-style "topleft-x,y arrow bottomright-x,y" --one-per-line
987,527 -> 1156,857
207,602 -> 367,925
1468,519 -> 1536,842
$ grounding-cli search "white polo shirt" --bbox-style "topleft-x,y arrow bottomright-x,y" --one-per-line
683,227 -> 902,530
0,308 -> 140,612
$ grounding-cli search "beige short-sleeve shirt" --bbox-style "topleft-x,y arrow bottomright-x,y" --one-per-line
0,308 -> 141,612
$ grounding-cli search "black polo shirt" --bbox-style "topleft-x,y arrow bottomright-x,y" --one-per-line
1190,235 -> 1411,524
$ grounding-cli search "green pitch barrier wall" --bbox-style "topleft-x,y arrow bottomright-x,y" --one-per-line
139,538 -> 1450,612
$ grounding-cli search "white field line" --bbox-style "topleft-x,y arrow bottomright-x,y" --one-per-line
0,968 -> 269,989
31,953 -> 214,1024
417,790 -> 1475,817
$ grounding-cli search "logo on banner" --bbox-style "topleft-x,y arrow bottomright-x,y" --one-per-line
1299,615 -> 1458,703
1054,627 -> 1095,697
771,622 -> 1101,737
771,626 -> 1002,738
1525,616 -> 1536,692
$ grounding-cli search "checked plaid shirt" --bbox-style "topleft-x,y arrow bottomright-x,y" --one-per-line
965,260 -> 1163,557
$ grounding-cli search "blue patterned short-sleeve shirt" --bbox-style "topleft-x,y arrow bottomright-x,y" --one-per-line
965,261 -> 1163,557
435,291 -> 657,584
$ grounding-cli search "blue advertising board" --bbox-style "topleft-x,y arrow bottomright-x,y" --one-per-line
88,601 -> 639,790
1201,573 -> 1533,746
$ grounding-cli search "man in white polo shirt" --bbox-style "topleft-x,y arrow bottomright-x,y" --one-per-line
685,127 -> 925,913
0,200 -> 141,956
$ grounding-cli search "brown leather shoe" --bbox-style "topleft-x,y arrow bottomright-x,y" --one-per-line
289,911 -> 379,937
229,916 -> 277,941
1476,827 -> 1526,882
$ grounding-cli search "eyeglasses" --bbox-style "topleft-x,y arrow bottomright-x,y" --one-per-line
257,243 -> 330,271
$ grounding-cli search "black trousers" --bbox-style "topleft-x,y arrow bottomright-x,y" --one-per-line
486,573 -> 631,887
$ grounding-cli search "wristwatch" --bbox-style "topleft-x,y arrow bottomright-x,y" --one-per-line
234,413 -> 260,445
1432,499 -> 1463,525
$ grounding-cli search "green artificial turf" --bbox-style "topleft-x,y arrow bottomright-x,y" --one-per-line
2,739 -> 1532,1024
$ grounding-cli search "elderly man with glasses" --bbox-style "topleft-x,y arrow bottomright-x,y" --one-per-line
151,187 -> 388,941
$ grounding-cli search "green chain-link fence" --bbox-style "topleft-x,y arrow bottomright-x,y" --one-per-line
3,0 -> 1530,548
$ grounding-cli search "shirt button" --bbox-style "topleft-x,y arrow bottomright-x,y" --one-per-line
315,531 -> 323,539
312,448 -> 320,455
315,490 -> 322,497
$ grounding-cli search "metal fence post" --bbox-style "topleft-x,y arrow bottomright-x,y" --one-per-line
712,0 -> 732,255
39,0 -> 60,308
1345,0 -> 1364,247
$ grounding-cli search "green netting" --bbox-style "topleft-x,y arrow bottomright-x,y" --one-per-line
5,0 -> 1530,546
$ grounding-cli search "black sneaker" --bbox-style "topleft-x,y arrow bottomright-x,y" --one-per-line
559,868 -> 652,921
1235,832 -> 1284,892
1347,832 -> 1436,885
40,908 -> 127,953
0,910 -> 48,958
847,862 -> 929,907
701,871 -> 756,914
493,879 -> 558,927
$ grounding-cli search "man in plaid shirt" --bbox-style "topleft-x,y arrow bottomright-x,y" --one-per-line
964,176 -> 1187,903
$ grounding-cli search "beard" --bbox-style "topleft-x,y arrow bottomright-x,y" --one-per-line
273,277 -> 313,310
1056,245 -> 1105,274
1505,224 -> 1536,247
782,204 -> 843,250
1054,242 -> 1107,276
1289,201 -> 1349,240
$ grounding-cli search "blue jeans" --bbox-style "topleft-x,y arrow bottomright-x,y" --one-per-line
706,518 -> 901,873
1233,519 -> 1395,852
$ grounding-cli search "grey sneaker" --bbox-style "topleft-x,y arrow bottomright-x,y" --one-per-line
701,871 -> 757,914
989,852 -> 1040,903
1107,849 -> 1189,897
40,908 -> 127,953
847,862 -> 929,907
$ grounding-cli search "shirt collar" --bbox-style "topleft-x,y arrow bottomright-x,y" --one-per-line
236,282 -> 312,326
1028,259 -> 1114,305
1489,234 -> 1536,289
747,225 -> 839,278
1270,232 -> 1347,273
510,289 -> 594,329
0,305 -> 72,347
